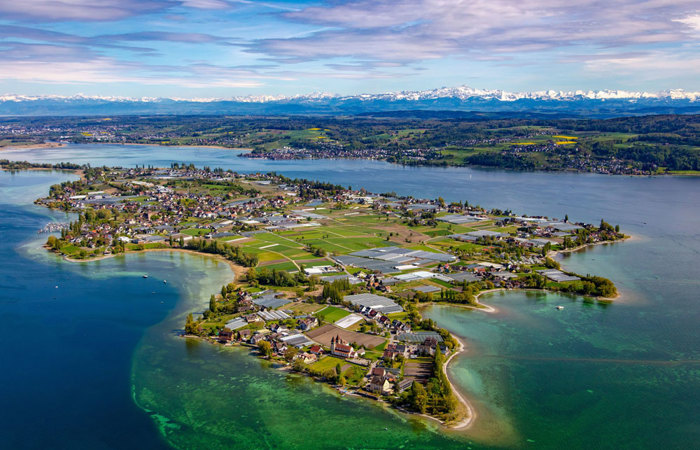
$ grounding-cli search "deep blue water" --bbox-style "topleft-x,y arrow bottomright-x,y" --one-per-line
0,173 -> 170,449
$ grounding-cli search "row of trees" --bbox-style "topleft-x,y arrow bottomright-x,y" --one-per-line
322,278 -> 351,304
184,238 -> 258,267
248,267 -> 307,287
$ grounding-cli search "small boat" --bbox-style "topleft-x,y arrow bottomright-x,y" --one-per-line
143,274 -> 148,278
163,280 -> 167,284
556,305 -> 564,310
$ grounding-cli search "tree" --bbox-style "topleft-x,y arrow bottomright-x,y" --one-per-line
258,340 -> 272,358
185,313 -> 195,334
544,257 -> 560,269
410,382 -> 428,413
292,358 -> 306,372
284,347 -> 298,362
209,294 -> 218,314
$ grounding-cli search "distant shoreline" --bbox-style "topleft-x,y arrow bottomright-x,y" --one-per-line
117,142 -> 253,152
0,142 -> 65,151
5,140 -> 697,176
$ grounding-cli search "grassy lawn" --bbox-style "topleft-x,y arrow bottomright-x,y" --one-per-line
387,312 -> 408,321
344,365 -> 367,385
182,228 -> 207,236
373,341 -> 388,351
254,251 -> 284,262
430,278 -> 454,289
309,355 -> 346,372
315,306 -> 350,323
407,244 -> 446,253
286,302 -> 324,315
259,261 -> 298,271
298,259 -> 333,267
58,243 -> 80,255
407,357 -> 433,363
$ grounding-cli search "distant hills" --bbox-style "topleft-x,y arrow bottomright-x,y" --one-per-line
1,86 -> 699,117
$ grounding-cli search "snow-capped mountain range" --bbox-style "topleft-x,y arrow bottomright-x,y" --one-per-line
0,86 -> 698,116
2,86 -> 699,103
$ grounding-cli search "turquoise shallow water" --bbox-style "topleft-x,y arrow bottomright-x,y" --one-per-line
2,145 -> 700,449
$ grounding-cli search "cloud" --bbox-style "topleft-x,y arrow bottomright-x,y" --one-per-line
246,0 -> 700,66
674,14 -> 700,32
0,0 -> 172,22
579,51 -> 700,75
0,25 -> 235,55
0,0 -> 238,22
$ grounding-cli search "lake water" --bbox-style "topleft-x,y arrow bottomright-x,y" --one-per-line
1,144 -> 699,449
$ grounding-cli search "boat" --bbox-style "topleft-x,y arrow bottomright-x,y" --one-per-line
556,305 -> 564,310
163,280 -> 167,284
143,274 -> 148,278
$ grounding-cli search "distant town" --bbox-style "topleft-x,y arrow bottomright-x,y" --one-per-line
1,114 -> 698,175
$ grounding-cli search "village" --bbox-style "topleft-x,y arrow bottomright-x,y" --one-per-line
34,162 -> 625,425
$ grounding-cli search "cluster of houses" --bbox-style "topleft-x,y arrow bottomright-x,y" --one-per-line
38,167 -> 342,249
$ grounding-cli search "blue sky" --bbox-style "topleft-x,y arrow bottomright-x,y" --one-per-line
1,0 -> 698,98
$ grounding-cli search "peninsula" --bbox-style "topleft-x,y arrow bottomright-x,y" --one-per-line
25,160 -> 625,426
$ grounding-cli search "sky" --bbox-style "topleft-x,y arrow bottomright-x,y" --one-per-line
0,0 -> 699,98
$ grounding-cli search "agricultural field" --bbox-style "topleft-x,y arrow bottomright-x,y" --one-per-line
306,324 -> 385,348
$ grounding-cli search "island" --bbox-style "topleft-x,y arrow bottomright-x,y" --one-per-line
23,160 -> 626,427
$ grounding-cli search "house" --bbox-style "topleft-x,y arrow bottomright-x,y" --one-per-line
238,329 -> 252,341
272,341 -> 287,355
298,317 -> 318,331
296,352 -> 317,364
368,375 -> 392,395
269,323 -> 287,333
309,345 -> 323,356
245,313 -> 263,323
418,337 -> 439,356
250,334 -> 266,345
218,328 -> 233,343
371,367 -> 386,378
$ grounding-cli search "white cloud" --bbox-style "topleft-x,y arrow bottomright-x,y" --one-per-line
674,14 -> 700,32
249,0 -> 700,64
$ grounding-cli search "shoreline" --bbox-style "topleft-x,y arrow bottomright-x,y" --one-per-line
548,233 -> 632,260
57,246 -> 246,281
442,333 -> 475,429
0,142 -> 65,151
117,142 -> 252,152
